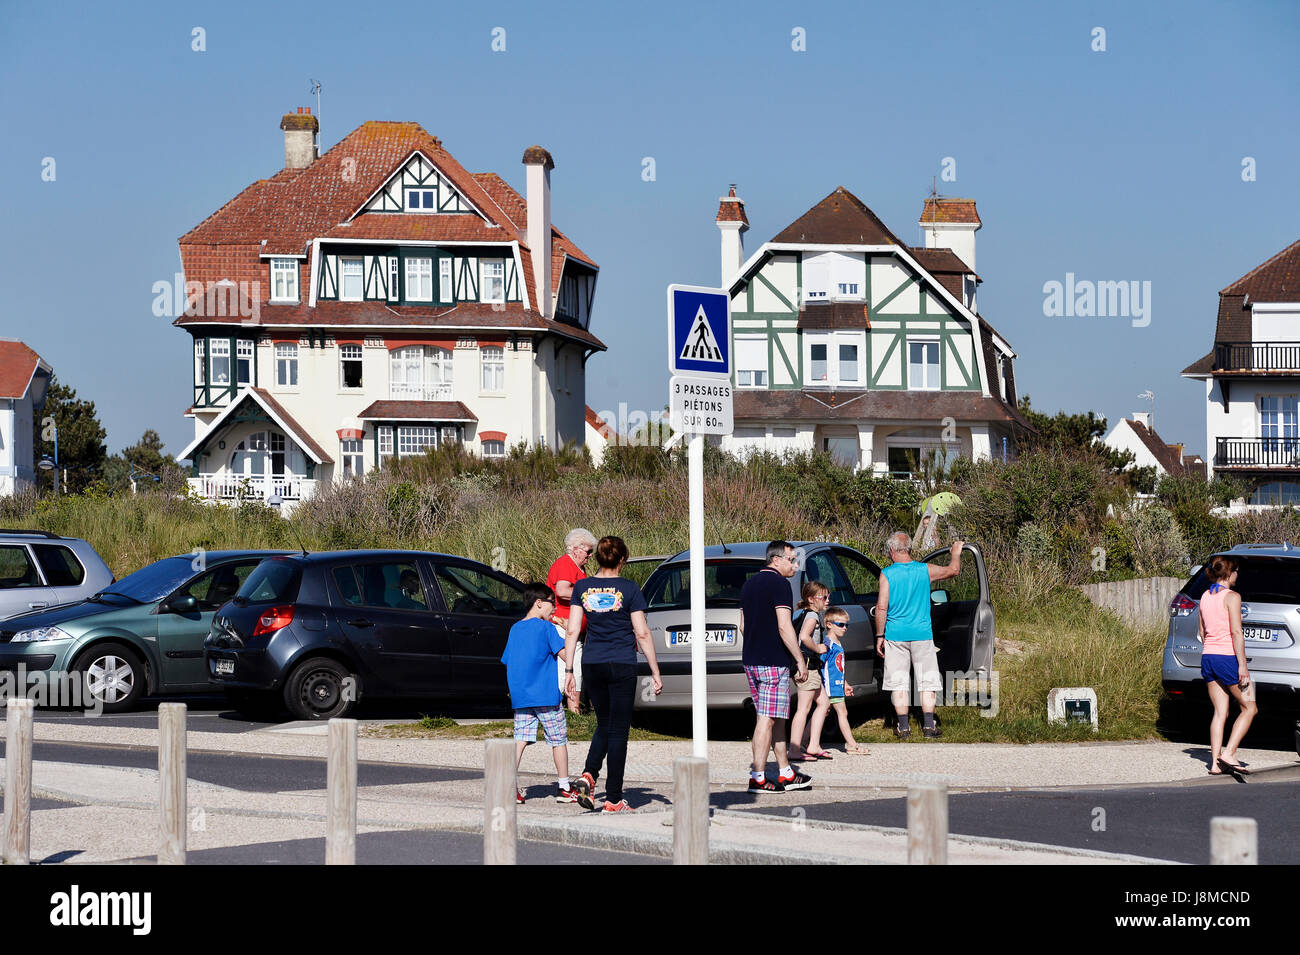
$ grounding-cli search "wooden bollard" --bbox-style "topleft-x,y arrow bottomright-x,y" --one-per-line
1210,816 -> 1258,865
326,718 -> 358,865
158,702 -> 187,865
3,699 -> 33,865
673,756 -> 709,865
907,783 -> 948,865
484,739 -> 517,865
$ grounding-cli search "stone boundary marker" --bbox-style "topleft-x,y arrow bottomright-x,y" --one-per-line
1077,576 -> 1183,629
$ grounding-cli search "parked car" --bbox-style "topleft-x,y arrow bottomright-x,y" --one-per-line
1163,544 -> 1300,722
0,529 -> 114,620
204,550 -> 528,720
0,550 -> 289,711
634,541 -> 995,710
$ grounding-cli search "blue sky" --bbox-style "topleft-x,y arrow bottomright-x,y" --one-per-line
2,0 -> 1297,459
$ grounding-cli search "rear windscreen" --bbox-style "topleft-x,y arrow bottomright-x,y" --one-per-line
644,560 -> 768,610
1184,556 -> 1300,604
236,559 -> 302,604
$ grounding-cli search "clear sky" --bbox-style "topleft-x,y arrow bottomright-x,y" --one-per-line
2,0 -> 1297,459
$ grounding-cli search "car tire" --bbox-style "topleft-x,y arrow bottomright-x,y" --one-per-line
283,658 -> 355,721
71,642 -> 146,714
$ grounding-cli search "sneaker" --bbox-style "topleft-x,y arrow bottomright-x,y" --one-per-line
748,776 -> 786,793
922,724 -> 942,739
601,799 -> 634,813
777,769 -> 813,791
555,786 -> 579,803
573,771 -> 597,795
894,723 -> 912,740
516,789 -> 525,804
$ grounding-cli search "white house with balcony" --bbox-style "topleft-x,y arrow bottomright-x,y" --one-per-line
174,111 -> 603,511
714,186 -> 1029,474
1183,238 -> 1300,508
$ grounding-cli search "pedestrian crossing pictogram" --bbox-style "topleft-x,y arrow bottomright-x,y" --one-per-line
680,306 -> 723,362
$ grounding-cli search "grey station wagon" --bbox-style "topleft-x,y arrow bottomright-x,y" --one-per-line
0,530 -> 114,621
634,540 -> 995,710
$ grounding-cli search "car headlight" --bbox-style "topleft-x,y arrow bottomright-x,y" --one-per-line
11,626 -> 73,643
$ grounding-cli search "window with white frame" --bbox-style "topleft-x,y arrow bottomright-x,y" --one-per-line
907,339 -> 940,390
838,341 -> 860,385
270,259 -> 298,302
237,340 -> 253,387
340,258 -> 363,301
340,439 -> 365,478
377,426 -> 393,460
406,257 -> 433,302
804,332 -> 862,387
397,426 -> 439,456
836,282 -> 860,298
481,346 -> 505,392
439,258 -> 453,301
194,340 -> 206,386
481,439 -> 505,459
275,344 -> 299,388
210,339 -> 231,386
388,257 -> 399,301
809,342 -> 828,385
405,188 -> 436,211
1260,395 -> 1299,449
340,344 -> 363,389
390,346 -> 452,400
481,260 -> 505,303
735,337 -> 767,388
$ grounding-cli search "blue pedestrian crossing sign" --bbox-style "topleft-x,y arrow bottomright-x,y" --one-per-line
667,284 -> 731,378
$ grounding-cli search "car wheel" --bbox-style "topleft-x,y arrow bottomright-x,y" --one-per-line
283,658 -> 355,721
72,642 -> 146,714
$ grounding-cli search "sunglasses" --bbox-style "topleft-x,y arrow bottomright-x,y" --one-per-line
827,621 -> 848,628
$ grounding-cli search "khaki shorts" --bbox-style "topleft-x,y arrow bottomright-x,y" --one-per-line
793,666 -> 822,692
881,639 -> 942,693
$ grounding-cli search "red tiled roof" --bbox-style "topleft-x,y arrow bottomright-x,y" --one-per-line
322,216 -> 508,242
773,187 -> 907,246
585,405 -> 614,438
0,340 -> 46,399
356,400 -> 478,422
716,185 -> 749,227
1220,238 -> 1300,300
1122,418 -> 1192,475
733,389 -> 1032,429
908,247 -> 977,278
920,198 -> 981,226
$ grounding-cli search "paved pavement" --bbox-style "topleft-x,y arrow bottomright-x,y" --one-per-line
2,706 -> 1296,864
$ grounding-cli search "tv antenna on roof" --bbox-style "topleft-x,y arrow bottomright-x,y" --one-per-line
309,79 -> 322,156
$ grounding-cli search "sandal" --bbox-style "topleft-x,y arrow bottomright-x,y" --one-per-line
809,750 -> 834,760
845,745 -> 870,755
1217,757 -> 1251,775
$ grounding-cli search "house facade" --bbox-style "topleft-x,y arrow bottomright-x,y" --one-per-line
716,187 -> 1028,474
1102,412 -> 1204,479
1182,239 -> 1300,507
0,340 -> 52,496
175,110 -> 603,509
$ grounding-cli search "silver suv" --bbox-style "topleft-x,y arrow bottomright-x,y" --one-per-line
0,530 -> 114,621
1163,543 -> 1300,715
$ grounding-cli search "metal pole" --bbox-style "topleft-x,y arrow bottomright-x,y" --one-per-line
484,739 -> 517,865
688,431 -> 708,758
326,718 -> 357,865
672,756 -> 709,864
907,783 -> 948,865
3,699 -> 34,865
158,702 -> 187,864
1210,816 -> 1258,865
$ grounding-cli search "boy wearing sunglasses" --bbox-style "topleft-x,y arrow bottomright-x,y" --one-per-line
821,607 -> 869,755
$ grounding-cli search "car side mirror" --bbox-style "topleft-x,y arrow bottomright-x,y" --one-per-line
930,590 -> 949,605
169,594 -> 199,614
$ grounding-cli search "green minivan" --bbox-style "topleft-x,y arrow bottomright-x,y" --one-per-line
0,550 -> 289,712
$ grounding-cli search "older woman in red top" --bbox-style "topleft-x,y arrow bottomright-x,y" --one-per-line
547,528 -> 596,713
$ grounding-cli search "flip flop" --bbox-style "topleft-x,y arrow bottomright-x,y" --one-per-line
1217,758 -> 1251,775
810,751 -> 834,760
789,753 -> 811,762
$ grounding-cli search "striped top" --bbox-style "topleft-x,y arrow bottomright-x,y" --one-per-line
1199,583 -> 1235,655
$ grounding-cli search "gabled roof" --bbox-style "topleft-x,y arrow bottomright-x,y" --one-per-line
1119,417 -> 1190,475
772,186 -> 908,247
178,388 -> 332,464
1220,238 -> 1300,301
0,340 -> 49,400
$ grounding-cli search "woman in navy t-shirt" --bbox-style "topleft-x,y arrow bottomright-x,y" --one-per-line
563,536 -> 663,812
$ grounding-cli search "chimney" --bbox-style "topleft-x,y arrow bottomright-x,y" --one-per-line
280,107 -> 319,171
919,197 -> 980,272
522,146 -> 554,318
716,184 -> 749,285
1132,411 -> 1151,428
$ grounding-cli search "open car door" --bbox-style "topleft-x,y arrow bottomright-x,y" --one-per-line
921,542 -> 995,681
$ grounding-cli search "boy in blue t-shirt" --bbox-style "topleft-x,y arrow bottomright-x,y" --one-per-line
501,584 -> 578,803
821,607 -> 869,755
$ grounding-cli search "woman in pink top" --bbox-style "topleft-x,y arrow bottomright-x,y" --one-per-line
1197,556 -> 1258,774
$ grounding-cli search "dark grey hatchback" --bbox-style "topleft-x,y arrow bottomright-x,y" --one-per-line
204,550 -> 526,720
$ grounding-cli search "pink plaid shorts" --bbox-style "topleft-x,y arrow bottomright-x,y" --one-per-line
745,665 -> 791,720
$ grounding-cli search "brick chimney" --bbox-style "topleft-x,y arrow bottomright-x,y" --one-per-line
716,184 -> 749,285
280,107 -> 319,170
523,146 -> 554,318
919,197 -> 980,272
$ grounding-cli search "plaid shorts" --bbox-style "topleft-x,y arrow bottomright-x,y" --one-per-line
514,705 -> 568,746
745,665 -> 792,720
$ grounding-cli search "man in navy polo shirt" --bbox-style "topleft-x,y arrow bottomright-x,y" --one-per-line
739,540 -> 812,792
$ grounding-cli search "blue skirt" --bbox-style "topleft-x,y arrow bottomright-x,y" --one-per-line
1200,653 -> 1239,688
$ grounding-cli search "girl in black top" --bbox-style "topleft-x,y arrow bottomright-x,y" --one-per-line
789,581 -> 833,760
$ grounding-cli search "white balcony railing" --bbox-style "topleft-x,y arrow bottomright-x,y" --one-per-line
390,382 -> 453,401
189,475 -> 316,502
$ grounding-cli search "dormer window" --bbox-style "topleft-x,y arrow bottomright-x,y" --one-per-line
836,282 -> 860,297
405,188 -> 436,212
270,259 -> 299,302
406,257 -> 433,302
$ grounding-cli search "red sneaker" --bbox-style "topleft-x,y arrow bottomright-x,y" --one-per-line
601,799 -> 634,813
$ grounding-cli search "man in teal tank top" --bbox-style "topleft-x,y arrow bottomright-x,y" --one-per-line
874,532 -> 964,739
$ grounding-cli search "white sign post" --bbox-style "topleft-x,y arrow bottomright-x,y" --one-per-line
667,284 -> 733,759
